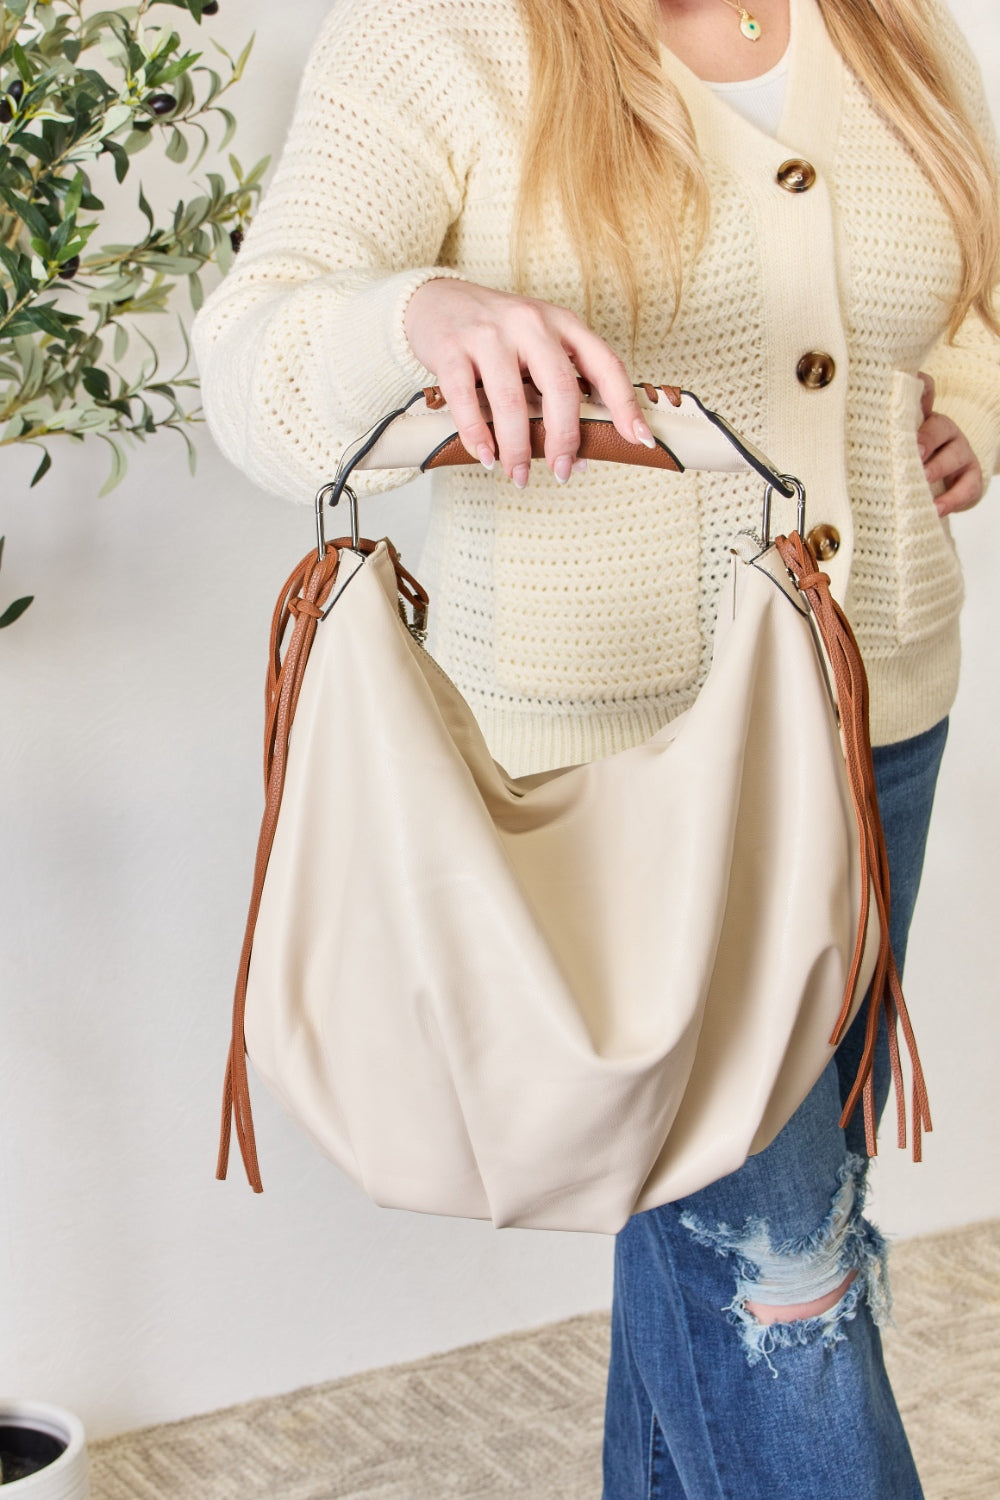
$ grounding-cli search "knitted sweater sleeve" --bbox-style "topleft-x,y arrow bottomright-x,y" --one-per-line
918,1 -> 1000,480
190,1 -> 472,503
923,311 -> 1000,482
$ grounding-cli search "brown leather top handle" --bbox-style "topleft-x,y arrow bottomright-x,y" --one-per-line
420,383 -> 686,473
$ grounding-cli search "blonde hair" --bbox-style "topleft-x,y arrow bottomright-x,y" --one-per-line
513,0 -> 1000,347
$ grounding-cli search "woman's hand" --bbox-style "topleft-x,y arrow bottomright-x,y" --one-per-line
917,371 -> 984,517
403,278 -> 656,486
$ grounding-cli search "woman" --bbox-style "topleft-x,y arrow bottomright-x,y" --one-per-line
193,0 -> 1000,1493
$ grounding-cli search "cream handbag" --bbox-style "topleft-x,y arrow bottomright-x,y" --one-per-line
217,384 -> 930,1233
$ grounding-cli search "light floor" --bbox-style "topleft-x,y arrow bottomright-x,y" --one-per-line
89,1219 -> 1000,1499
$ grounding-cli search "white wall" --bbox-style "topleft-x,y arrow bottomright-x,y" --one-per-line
0,0 -> 997,1441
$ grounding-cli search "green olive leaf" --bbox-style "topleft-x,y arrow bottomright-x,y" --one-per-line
0,0 -> 260,534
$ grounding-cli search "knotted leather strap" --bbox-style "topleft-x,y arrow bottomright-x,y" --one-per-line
217,537 -> 429,1190
775,531 -> 932,1161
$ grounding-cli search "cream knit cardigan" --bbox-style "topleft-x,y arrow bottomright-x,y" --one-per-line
192,0 -> 1000,772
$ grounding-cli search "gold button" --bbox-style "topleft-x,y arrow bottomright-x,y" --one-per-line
796,351 -> 836,389
806,524 -> 841,561
777,159 -> 817,192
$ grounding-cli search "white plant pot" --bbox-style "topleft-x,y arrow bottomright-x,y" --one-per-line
0,1403 -> 88,1498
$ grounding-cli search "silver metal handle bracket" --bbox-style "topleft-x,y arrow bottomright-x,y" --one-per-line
761,475 -> 806,550
315,481 -> 361,560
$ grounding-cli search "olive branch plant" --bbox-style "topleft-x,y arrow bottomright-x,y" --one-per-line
0,0 -> 270,625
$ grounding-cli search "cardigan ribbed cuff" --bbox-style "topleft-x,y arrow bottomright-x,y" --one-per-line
320,265 -> 468,428
930,384 -> 1000,482
923,352 -> 1000,481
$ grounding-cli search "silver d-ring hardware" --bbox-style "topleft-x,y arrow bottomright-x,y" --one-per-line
314,481 -> 360,559
760,475 -> 806,549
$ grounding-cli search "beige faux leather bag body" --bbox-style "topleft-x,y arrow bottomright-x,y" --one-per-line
218,385 -> 930,1234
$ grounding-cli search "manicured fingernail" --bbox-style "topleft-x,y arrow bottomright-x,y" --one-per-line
571,458 -> 588,475
513,463 -> 529,490
554,454 -> 572,484
477,443 -> 495,471
633,418 -> 656,449
917,444 -> 927,461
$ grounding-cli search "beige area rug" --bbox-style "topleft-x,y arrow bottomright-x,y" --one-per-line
89,1220 -> 1000,1499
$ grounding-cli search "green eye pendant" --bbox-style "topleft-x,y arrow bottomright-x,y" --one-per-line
718,0 -> 764,41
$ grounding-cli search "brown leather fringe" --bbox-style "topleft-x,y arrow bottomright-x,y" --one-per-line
217,537 -> 429,1190
775,531 -> 932,1161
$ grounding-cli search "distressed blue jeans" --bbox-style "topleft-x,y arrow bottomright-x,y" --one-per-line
603,718 -> 949,1500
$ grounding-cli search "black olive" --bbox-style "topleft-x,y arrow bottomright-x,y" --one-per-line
229,227 -> 244,253
148,92 -> 177,116
58,256 -> 81,280
202,1 -> 220,13
0,79 -> 23,123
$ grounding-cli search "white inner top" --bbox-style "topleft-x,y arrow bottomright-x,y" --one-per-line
705,47 -> 790,135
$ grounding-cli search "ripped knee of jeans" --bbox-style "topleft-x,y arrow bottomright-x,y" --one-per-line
679,1154 -> 890,1375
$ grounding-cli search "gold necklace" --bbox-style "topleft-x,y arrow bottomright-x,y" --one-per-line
719,0 -> 763,41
